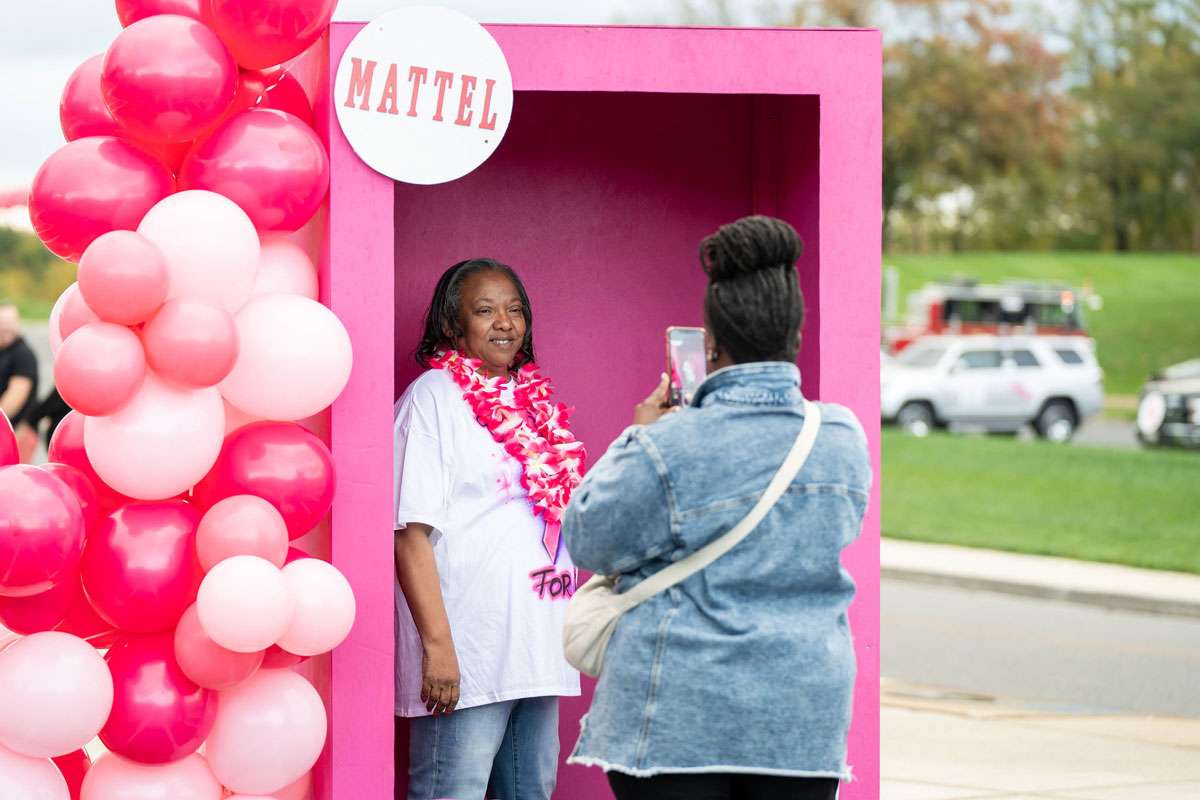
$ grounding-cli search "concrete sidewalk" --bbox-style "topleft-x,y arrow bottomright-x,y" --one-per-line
882,538 -> 1200,618
882,678 -> 1200,799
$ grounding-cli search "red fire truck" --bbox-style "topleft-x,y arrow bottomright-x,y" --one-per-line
884,278 -> 1094,354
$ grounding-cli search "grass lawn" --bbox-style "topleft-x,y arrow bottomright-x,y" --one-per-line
885,252 -> 1200,396
882,429 -> 1200,574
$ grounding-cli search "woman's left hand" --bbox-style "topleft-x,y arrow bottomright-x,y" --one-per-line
634,374 -> 677,426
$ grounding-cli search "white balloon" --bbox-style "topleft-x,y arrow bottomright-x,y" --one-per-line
276,559 -> 356,656
219,295 -> 352,422
205,670 -> 327,795
197,556 -> 292,653
0,632 -> 113,758
138,190 -> 260,313
84,371 -> 225,500
0,743 -> 69,800
253,234 -> 318,300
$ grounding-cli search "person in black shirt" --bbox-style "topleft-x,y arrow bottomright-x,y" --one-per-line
0,303 -> 38,431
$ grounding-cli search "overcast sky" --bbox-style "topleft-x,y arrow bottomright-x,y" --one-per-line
0,0 -> 796,196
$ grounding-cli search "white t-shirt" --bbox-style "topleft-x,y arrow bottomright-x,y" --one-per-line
393,368 -> 581,717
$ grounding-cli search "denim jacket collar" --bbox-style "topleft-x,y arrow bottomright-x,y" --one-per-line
693,361 -> 803,408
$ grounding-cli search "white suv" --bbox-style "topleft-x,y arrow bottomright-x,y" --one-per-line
882,335 -> 1104,442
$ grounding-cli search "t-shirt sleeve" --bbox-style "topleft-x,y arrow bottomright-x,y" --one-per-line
393,379 -> 451,532
12,345 -> 36,380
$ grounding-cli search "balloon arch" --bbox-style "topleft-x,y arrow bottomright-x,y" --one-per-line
1,2 -> 350,799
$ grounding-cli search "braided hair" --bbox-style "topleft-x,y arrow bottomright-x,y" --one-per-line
700,216 -> 804,364
415,258 -> 536,368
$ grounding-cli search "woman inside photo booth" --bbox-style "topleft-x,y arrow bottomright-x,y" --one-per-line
393,258 -> 584,800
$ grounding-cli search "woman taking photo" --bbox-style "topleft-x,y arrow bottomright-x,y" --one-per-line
563,216 -> 870,800
394,259 -> 584,800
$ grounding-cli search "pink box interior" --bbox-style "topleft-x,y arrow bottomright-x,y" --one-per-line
321,23 -> 881,800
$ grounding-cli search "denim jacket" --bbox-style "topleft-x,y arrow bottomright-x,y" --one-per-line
562,362 -> 871,779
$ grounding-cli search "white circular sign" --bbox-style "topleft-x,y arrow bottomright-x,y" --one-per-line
335,6 -> 514,185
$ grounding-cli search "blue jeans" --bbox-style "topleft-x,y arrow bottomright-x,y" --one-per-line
407,696 -> 559,800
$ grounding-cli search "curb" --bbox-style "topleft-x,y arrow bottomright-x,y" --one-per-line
882,566 -> 1200,619
881,539 -> 1200,620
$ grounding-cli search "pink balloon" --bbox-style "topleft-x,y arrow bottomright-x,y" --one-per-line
49,285 -> 100,358
78,232 -> 169,325
116,0 -> 203,26
219,295 -> 351,421
41,465 -> 102,537
48,412 -> 137,514
0,632 -> 113,758
276,559 -> 354,657
260,643 -> 306,669
52,749 -> 90,800
138,191 -> 261,313
102,16 -> 237,143
55,323 -> 146,417
192,423 -> 334,539
204,669 -> 326,795
252,234 -> 318,300
0,569 -> 79,634
81,752 -> 222,800
196,495 -> 288,571
180,109 -> 328,232
58,56 -> 190,174
84,373 -> 225,501
0,411 -> 16,467
142,300 -> 237,387
174,603 -> 263,690
203,0 -> 337,70
0,743 -> 69,800
102,634 -> 217,764
81,501 -> 202,633
29,138 -> 173,262
0,466 -> 85,598
196,556 -> 290,653
257,69 -> 314,127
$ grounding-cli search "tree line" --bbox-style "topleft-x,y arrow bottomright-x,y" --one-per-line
679,0 -> 1200,252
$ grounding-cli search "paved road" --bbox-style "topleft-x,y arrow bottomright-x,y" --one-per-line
882,578 -> 1200,718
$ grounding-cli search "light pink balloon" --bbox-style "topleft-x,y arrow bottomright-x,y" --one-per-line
219,295 -> 351,421
204,669 -> 326,795
276,559 -> 355,657
197,495 -> 288,571
56,284 -> 101,350
55,323 -> 146,417
142,300 -> 238,387
174,603 -> 263,690
0,632 -> 113,758
81,752 -> 222,800
196,556 -> 291,653
137,191 -> 260,313
101,15 -> 237,143
78,231 -> 169,325
252,234 -> 318,300
83,372 -> 224,500
0,743 -> 69,800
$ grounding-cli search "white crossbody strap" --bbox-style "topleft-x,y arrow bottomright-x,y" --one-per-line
618,399 -> 821,610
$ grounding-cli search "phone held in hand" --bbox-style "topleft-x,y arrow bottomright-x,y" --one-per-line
666,326 -> 706,407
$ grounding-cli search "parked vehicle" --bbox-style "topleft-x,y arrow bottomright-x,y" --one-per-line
1136,359 -> 1200,449
881,335 -> 1104,441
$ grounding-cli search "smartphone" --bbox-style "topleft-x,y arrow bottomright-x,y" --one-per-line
666,326 -> 706,407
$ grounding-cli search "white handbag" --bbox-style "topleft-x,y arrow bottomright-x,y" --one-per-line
563,400 -> 821,677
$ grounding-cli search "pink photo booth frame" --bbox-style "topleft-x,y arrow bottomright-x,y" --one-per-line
318,22 -> 881,800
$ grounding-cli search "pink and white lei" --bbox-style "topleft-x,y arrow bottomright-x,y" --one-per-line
430,350 -> 586,563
